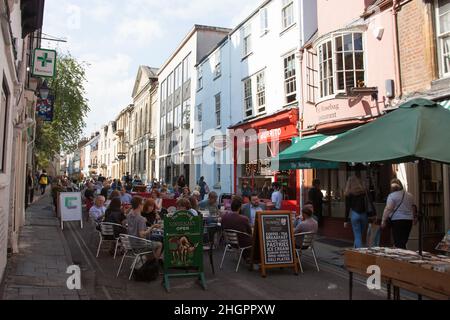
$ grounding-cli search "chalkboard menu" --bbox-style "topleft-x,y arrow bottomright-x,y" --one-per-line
251,211 -> 298,277
261,215 -> 294,265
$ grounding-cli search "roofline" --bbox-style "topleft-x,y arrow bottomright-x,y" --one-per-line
197,0 -> 273,67
157,24 -> 231,76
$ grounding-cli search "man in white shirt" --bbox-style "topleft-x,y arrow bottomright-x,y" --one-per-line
120,187 -> 133,204
89,196 -> 106,223
271,182 -> 283,210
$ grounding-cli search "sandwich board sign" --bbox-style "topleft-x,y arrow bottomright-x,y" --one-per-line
32,48 -> 57,78
59,193 -> 83,230
163,211 -> 205,292
251,211 -> 298,277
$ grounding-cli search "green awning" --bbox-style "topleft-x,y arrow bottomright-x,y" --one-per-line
272,134 -> 340,170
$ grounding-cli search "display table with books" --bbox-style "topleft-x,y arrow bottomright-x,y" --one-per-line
344,248 -> 450,300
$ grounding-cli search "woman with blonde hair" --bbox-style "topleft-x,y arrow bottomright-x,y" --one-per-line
344,176 -> 368,248
381,179 -> 417,249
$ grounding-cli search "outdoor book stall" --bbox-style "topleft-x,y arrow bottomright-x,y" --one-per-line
345,248 -> 450,300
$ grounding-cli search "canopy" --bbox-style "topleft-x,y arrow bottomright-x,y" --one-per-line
272,134 -> 340,170
302,99 -> 450,165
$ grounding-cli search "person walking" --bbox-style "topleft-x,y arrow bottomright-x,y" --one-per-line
381,179 -> 417,249
271,182 -> 283,210
25,169 -> 34,209
38,170 -> 49,195
344,176 -> 368,249
198,177 -> 209,201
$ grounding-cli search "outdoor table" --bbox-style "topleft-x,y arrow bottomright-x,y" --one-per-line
345,249 -> 450,300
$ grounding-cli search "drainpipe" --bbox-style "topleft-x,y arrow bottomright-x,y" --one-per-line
298,48 -> 306,209
392,0 -> 403,99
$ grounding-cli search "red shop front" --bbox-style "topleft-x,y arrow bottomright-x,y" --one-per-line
230,108 -> 300,210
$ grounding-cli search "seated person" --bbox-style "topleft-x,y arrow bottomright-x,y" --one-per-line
221,197 -> 253,252
294,206 -> 318,249
176,198 -> 198,217
119,187 -> 133,204
89,196 -> 106,225
241,193 -> 266,227
126,196 -> 163,259
199,192 -> 220,217
104,198 -> 127,238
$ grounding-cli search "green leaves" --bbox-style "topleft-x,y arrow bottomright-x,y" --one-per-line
35,53 -> 90,168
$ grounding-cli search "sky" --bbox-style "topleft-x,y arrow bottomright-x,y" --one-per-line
43,0 -> 263,136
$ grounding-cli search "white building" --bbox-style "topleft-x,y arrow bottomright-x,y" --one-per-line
98,121 -> 118,179
195,0 -> 318,196
157,25 -> 231,188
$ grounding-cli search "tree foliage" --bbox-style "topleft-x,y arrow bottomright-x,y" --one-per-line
35,53 -> 90,168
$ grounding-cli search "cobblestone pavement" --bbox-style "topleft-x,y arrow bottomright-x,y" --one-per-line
0,194 -> 89,300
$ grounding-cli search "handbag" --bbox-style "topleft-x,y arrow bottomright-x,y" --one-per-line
386,191 -> 405,227
365,190 -> 377,218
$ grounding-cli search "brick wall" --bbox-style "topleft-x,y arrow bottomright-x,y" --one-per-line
397,0 -> 437,95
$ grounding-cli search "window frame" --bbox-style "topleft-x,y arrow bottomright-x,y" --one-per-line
306,50 -> 318,104
215,93 -> 221,128
435,0 -> 450,78
260,7 -> 269,36
283,53 -> 297,103
256,71 -> 266,115
281,0 -> 295,31
243,78 -> 253,118
242,24 -> 253,58
214,50 -> 222,79
197,66 -> 203,90
316,31 -> 367,101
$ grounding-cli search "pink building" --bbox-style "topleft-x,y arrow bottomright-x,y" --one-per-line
298,0 -> 399,241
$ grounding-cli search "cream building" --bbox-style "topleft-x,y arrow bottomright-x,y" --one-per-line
130,66 -> 158,183
0,0 -> 45,281
115,104 -> 134,180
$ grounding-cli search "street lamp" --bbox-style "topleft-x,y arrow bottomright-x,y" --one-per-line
38,80 -> 50,99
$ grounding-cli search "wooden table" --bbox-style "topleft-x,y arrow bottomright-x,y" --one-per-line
345,250 -> 450,300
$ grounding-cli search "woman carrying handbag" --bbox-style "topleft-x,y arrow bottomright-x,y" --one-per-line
381,179 -> 418,249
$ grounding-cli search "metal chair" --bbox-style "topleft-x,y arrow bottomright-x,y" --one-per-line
295,232 -> 320,273
116,234 -> 154,280
96,222 -> 125,259
220,229 -> 253,272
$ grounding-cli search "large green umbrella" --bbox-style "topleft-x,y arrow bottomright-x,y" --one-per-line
302,98 -> 450,255
303,98 -> 450,165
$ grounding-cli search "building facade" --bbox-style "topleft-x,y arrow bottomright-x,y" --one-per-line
98,121 -> 117,179
195,0 -> 318,200
157,25 -> 231,188
115,105 -> 134,180
395,0 -> 450,248
0,0 -> 45,280
130,66 -> 158,183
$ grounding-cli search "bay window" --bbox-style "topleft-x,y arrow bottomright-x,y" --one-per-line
318,32 -> 366,99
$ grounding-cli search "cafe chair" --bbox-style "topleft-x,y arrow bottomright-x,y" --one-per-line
220,229 -> 253,273
294,232 -> 320,273
116,234 -> 154,280
96,222 -> 124,259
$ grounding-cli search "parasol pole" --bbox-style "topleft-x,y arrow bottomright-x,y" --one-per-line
418,159 -> 424,257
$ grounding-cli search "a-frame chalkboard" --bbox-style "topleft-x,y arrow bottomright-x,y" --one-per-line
250,211 -> 299,277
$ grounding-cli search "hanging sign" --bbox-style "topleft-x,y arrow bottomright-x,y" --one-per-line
32,48 -> 57,78
36,96 -> 54,122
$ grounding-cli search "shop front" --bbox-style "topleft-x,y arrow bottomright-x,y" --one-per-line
230,108 -> 300,207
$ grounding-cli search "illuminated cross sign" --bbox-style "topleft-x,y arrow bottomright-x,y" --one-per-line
32,49 -> 57,78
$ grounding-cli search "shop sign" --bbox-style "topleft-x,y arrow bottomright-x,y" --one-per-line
259,128 -> 282,143
32,49 -> 57,78
304,95 -> 382,130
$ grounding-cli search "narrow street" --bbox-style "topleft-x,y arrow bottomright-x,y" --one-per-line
2,195 -> 387,300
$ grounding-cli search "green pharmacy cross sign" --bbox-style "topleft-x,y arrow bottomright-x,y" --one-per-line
32,49 -> 57,78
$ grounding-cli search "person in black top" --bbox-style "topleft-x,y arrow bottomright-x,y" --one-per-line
104,198 -> 127,238
100,183 -> 110,199
344,176 -> 368,248
177,175 -> 186,189
308,179 -> 324,226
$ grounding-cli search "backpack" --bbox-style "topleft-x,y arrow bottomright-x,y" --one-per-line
39,176 -> 48,185
133,258 -> 160,282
